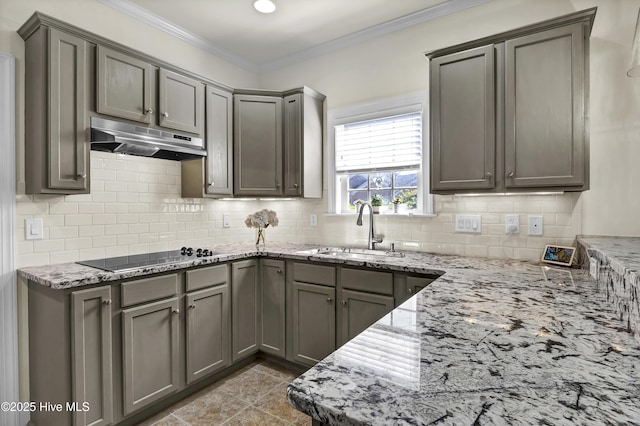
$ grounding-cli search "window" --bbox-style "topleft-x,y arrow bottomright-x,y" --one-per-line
328,93 -> 432,214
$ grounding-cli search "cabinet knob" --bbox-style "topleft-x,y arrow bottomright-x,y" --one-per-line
189,304 -> 196,309
293,183 -> 299,188
102,299 -> 112,305
276,269 -> 283,274
145,108 -> 153,114
276,183 -> 280,188
341,300 -> 347,306
326,297 -> 333,303
486,172 -> 492,179
77,174 -> 87,179
172,308 -> 180,314
507,170 -> 514,178
208,182 -> 215,188
163,112 -> 169,118
407,288 -> 413,294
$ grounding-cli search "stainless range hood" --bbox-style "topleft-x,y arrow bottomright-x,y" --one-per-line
90,117 -> 206,161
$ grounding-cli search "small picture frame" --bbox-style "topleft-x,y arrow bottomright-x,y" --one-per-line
541,244 -> 576,267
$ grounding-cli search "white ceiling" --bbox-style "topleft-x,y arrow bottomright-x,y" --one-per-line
99,0 -> 492,72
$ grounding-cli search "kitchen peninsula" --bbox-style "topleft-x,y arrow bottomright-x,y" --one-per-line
18,240 -> 640,425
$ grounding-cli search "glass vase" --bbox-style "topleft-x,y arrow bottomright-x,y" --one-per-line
255,227 -> 266,248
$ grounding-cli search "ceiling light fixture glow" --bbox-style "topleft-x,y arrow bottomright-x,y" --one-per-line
254,0 -> 276,14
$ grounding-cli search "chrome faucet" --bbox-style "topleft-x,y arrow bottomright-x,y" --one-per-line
356,203 -> 383,250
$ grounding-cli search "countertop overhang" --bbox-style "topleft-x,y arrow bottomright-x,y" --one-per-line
17,240 -> 640,424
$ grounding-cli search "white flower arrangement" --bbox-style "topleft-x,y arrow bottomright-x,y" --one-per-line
244,209 -> 279,229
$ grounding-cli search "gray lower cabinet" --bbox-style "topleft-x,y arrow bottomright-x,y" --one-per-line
185,285 -> 230,384
395,274 -> 437,306
259,259 -> 286,357
290,281 -> 336,367
181,84 -> 233,198
21,25 -> 89,194
234,94 -> 283,196
338,268 -> 394,346
71,286 -> 113,426
231,259 -> 260,361
96,45 -> 154,124
122,297 -> 180,416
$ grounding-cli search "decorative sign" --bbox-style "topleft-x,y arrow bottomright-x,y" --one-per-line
541,244 -> 576,267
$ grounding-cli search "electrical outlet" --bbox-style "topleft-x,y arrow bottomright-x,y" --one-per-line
505,214 -> 519,234
222,214 -> 230,228
310,214 -> 318,227
528,215 -> 543,235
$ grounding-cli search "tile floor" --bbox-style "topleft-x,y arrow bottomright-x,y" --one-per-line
137,359 -> 310,426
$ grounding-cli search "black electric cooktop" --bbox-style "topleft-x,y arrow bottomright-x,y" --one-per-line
77,247 -> 213,272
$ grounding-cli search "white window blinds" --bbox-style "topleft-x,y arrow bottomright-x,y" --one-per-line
335,112 -> 422,173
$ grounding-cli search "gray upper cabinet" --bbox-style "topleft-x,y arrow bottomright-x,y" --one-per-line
259,259 -> 286,357
21,25 -> 89,194
231,259 -> 260,361
428,8 -> 595,194
283,89 -> 325,198
504,23 -> 586,188
430,45 -> 496,192
96,46 -> 154,124
234,94 -> 284,196
71,286 -> 113,426
122,297 -> 180,416
181,85 -> 233,198
159,69 -> 204,134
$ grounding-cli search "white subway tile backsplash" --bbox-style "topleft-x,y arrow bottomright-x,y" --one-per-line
15,151 -> 584,268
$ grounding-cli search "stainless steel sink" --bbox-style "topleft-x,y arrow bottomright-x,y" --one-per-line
297,247 -> 405,260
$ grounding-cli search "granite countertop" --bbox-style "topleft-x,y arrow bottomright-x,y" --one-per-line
18,240 -> 640,424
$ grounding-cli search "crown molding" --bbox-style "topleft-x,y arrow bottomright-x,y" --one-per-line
97,0 -> 259,73
99,0 -> 492,74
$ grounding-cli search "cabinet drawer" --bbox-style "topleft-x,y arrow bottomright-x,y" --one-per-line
340,268 -> 393,295
292,262 -> 335,287
121,274 -> 178,307
186,264 -> 228,292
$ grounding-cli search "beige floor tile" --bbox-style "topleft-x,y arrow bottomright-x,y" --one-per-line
151,414 -> 189,425
253,382 -> 311,424
252,360 -> 301,382
173,391 -> 246,425
222,406 -> 288,426
217,369 -> 283,403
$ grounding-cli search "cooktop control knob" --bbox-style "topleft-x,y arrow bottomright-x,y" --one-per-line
196,248 -> 203,257
203,249 -> 210,257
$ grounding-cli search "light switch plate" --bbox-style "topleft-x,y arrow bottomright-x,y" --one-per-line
455,214 -> 481,233
25,218 -> 44,240
310,214 -> 318,227
222,214 -> 230,228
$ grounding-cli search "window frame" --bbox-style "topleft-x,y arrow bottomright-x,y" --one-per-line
327,92 -> 433,215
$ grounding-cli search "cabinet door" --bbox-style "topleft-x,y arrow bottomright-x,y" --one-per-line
159,68 -> 204,134
122,298 -> 180,416
430,45 -> 495,192
291,281 -> 335,367
283,93 -> 302,196
96,46 -> 153,124
48,28 -> 88,190
71,286 -> 113,426
234,95 -> 283,196
186,285 -> 230,384
205,85 -> 233,195
231,260 -> 259,361
338,289 -> 394,346
504,23 -> 585,188
259,259 -> 285,357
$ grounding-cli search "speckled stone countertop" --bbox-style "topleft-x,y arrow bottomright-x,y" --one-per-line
18,241 -> 640,424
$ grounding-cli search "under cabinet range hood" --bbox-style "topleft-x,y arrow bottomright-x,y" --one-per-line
90,117 -> 206,161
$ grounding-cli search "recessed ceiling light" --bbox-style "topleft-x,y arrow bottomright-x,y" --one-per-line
254,0 -> 276,14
